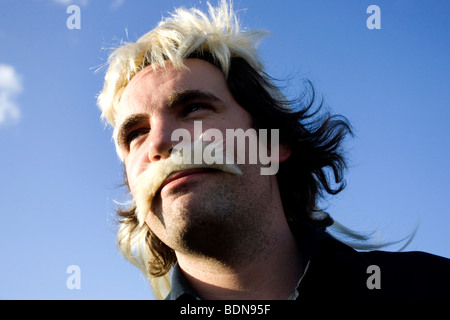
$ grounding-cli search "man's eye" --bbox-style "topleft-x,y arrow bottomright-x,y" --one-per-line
126,129 -> 148,147
181,103 -> 212,117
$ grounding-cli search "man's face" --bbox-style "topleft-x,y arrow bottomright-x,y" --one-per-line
115,59 -> 282,258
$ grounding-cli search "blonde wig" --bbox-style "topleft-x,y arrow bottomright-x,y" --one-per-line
97,0 -> 268,299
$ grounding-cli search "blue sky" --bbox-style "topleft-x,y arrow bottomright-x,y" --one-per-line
0,0 -> 449,299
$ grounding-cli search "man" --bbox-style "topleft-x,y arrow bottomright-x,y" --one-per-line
97,1 -> 450,301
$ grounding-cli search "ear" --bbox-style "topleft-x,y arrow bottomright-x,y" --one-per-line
278,144 -> 292,163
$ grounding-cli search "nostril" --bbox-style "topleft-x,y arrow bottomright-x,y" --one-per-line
149,145 -> 174,162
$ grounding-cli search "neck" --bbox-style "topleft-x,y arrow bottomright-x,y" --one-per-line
175,220 -> 303,300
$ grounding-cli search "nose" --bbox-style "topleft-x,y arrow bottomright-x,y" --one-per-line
147,118 -> 175,162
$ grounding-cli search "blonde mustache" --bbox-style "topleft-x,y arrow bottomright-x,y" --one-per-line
134,137 -> 242,227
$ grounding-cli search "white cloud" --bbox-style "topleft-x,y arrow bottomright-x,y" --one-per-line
0,64 -> 23,126
51,0 -> 89,6
52,0 -> 73,4
51,0 -> 122,10
110,0 -> 125,10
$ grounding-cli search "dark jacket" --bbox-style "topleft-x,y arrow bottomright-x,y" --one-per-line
165,222 -> 450,301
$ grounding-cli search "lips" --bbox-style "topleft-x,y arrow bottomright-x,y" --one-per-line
159,168 -> 217,191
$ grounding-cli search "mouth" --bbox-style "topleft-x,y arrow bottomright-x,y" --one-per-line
134,157 -> 242,227
159,168 -> 218,192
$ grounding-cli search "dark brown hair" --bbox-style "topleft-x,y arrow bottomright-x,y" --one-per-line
226,57 -> 352,229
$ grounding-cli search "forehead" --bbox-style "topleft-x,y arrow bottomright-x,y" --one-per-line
115,59 -> 228,126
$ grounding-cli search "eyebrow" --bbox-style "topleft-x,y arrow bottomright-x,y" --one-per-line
116,113 -> 149,151
166,89 -> 223,109
116,90 -> 224,151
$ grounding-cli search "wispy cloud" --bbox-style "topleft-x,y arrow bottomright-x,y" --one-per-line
51,0 -> 124,10
0,64 -> 23,126
110,0 -> 125,10
51,0 -> 89,6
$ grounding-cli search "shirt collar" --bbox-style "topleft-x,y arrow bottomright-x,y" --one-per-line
165,261 -> 202,300
164,222 -> 334,300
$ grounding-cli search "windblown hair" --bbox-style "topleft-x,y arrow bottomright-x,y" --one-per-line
97,0 -> 267,157
97,1 -> 353,299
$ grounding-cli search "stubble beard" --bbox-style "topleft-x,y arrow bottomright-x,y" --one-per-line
150,167 -> 273,267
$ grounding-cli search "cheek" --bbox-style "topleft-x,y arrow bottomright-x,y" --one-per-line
124,153 -> 146,198
233,106 -> 253,130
